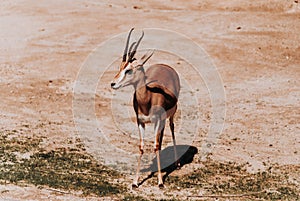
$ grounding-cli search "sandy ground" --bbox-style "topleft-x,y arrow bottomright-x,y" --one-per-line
1,0 -> 299,200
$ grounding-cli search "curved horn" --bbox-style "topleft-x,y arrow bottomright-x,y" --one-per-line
129,31 -> 144,61
128,42 -> 136,58
123,28 -> 134,62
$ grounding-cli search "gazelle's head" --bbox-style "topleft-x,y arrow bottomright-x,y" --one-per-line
111,28 -> 153,90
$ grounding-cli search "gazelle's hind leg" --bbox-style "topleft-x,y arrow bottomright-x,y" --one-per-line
169,115 -> 180,168
132,122 -> 145,188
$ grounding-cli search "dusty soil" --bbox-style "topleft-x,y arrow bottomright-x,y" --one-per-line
1,0 -> 299,200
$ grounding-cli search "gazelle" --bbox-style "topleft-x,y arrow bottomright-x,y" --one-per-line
110,28 -> 180,188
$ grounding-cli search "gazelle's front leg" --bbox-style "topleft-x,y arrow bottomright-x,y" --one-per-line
132,121 -> 145,188
154,119 -> 165,188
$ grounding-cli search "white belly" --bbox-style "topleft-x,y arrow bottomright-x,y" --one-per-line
138,114 -> 153,123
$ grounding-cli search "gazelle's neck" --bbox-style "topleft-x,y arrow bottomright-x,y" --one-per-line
134,69 -> 150,104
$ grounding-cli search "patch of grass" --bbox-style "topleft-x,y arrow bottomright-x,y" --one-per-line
0,132 -> 42,153
123,195 -> 150,201
1,130 -> 299,200
122,195 -> 180,201
167,159 -> 299,200
0,132 -> 124,197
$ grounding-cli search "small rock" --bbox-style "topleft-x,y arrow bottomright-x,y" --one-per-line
133,5 -> 142,9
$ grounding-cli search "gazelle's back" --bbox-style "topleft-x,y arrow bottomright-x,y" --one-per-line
145,64 -> 180,101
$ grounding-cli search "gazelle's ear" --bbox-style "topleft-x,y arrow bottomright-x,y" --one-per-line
138,50 -> 154,66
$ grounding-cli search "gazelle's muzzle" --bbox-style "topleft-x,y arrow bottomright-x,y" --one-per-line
110,71 -> 125,90
110,82 -> 116,88
110,79 -> 122,89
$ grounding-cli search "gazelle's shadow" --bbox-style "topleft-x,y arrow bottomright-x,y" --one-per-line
139,145 -> 198,186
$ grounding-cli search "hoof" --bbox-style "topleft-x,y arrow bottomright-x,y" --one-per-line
139,145 -> 144,155
132,183 -> 139,189
158,183 -> 164,189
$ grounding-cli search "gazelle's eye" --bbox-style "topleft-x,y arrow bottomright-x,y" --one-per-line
125,69 -> 133,75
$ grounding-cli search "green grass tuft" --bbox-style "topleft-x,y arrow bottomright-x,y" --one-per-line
0,132 -> 124,197
1,131 -> 299,200
167,159 -> 299,200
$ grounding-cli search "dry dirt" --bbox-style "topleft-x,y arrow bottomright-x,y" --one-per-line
1,0 -> 299,200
